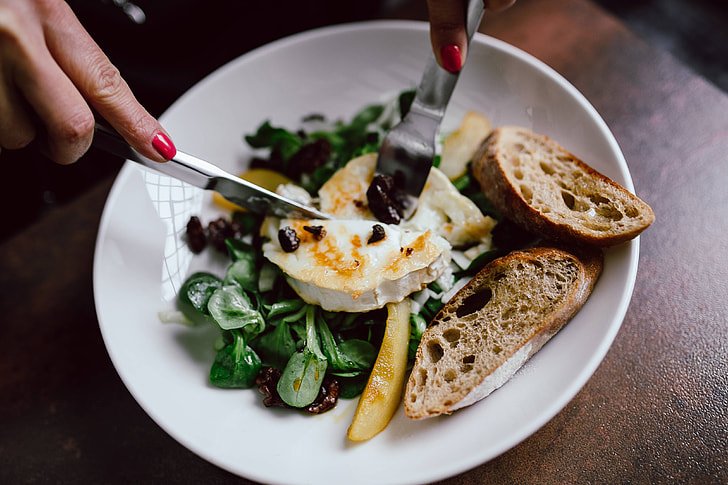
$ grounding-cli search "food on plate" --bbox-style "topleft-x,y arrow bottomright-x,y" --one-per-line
348,299 -> 411,441
213,168 -> 293,212
176,92 -> 499,422
473,126 -> 655,246
173,92 -> 652,440
318,153 -> 496,247
263,219 -> 451,312
405,246 -> 603,419
439,111 -> 492,180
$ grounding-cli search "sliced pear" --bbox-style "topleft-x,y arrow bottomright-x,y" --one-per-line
213,168 -> 293,212
439,111 -> 492,180
347,299 -> 411,441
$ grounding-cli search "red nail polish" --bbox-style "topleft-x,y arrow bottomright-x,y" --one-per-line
152,131 -> 176,160
440,44 -> 462,73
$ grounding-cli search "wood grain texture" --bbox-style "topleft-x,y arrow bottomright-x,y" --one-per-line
1,0 -> 726,483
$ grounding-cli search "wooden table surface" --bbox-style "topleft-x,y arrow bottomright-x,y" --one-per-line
1,0 -> 726,483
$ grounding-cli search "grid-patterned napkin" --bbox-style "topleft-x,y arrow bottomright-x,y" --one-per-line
140,168 -> 203,302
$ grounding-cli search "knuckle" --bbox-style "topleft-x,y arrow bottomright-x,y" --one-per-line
57,109 -> 94,146
91,61 -> 124,101
127,112 -> 156,140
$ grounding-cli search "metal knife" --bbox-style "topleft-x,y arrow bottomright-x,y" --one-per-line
93,123 -> 330,220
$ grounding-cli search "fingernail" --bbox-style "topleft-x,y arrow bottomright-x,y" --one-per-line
152,131 -> 176,160
440,44 -> 462,73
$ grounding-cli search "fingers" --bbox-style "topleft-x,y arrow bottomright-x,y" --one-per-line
1,1 -> 95,164
426,0 -> 467,73
0,72 -> 36,150
427,0 -> 517,73
41,1 -> 174,162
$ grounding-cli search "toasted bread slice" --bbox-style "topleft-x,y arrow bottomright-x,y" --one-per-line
404,246 -> 603,419
473,126 -> 654,246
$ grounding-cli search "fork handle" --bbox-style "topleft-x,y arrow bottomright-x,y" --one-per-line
409,0 -> 485,123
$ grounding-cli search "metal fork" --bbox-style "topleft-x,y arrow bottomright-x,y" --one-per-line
376,0 -> 485,213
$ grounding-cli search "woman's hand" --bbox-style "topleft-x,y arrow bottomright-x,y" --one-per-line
0,0 -> 175,164
427,0 -> 516,73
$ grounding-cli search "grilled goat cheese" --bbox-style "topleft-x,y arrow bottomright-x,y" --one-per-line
263,219 -> 450,312
319,154 -> 495,247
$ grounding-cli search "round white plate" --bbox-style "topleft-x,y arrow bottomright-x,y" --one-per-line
94,21 -> 638,485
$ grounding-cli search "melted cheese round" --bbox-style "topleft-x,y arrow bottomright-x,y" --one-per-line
263,219 -> 451,312
318,154 -> 495,247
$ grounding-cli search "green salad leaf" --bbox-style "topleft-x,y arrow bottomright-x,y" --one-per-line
209,330 -> 261,388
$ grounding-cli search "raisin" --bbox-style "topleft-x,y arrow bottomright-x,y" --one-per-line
185,216 -> 206,253
366,174 -> 403,224
278,226 -> 300,252
303,225 -> 326,241
207,217 -> 235,253
288,138 -> 331,177
255,367 -> 287,408
306,376 -> 340,414
367,224 -> 386,244
256,368 -> 340,414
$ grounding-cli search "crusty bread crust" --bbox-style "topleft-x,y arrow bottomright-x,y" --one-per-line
404,246 -> 603,420
472,126 -> 654,247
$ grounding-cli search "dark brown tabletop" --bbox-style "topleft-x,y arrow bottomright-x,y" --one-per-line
1,0 -> 726,483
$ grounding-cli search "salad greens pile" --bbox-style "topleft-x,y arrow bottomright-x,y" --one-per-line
175,90 -> 530,412
177,216 -> 385,407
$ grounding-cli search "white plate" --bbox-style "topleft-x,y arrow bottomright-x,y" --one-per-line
94,21 -> 638,485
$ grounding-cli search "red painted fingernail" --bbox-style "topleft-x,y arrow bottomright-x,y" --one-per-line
440,44 -> 462,73
152,131 -> 176,160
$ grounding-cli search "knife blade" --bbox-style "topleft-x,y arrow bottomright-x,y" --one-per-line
93,123 -> 330,220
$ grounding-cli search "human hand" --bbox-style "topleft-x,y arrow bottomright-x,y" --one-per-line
0,0 -> 175,164
427,0 -> 516,73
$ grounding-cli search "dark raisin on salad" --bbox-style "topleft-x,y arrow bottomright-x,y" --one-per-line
185,216 -> 207,253
208,217 -> 236,252
367,224 -> 386,244
255,367 -> 288,408
366,174 -> 404,225
256,367 -> 340,414
306,376 -> 340,414
278,226 -> 300,252
288,138 -> 331,177
303,225 -> 326,241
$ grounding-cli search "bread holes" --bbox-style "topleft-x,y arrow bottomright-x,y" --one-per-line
625,206 -> 639,218
443,328 -> 461,343
418,368 -> 428,386
443,369 -> 457,383
539,161 -> 555,175
513,168 -> 524,180
589,194 -> 610,205
561,190 -> 576,210
520,185 -> 533,203
426,341 -> 444,363
462,355 -> 475,364
456,288 -> 493,318
597,205 -> 624,221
